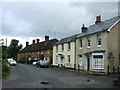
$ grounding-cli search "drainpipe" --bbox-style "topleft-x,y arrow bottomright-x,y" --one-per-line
73,38 -> 76,70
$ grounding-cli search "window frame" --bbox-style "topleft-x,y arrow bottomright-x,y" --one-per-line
68,42 -> 71,50
87,36 -> 90,48
61,44 -> 64,51
79,38 -> 82,49
97,34 -> 101,47
92,53 -> 104,69
78,55 -> 82,66
68,55 -> 70,63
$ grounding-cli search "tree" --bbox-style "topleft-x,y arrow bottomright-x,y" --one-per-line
7,39 -> 23,60
1,45 -> 7,60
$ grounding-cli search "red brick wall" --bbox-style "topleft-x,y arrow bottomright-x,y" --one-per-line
18,50 -> 53,63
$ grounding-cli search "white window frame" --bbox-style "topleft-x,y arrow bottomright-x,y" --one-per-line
68,42 -> 71,50
61,44 -> 64,51
97,34 -> 101,47
92,53 -> 104,69
87,37 -> 90,48
56,45 -> 58,52
79,38 -> 82,49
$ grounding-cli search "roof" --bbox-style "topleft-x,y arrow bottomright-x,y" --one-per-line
19,39 -> 58,53
54,34 -> 78,45
77,16 -> 120,38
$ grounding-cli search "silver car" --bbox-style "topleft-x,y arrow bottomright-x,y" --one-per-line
36,60 -> 48,68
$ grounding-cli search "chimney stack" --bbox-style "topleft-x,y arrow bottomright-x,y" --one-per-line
26,41 -> 29,47
95,15 -> 101,24
45,35 -> 49,45
36,39 -> 40,43
81,24 -> 88,33
32,39 -> 35,44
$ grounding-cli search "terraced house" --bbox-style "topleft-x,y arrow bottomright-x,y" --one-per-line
53,15 -> 120,74
18,36 -> 58,64
76,15 -> 120,74
53,34 -> 78,68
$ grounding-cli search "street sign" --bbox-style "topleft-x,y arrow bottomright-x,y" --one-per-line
108,52 -> 113,57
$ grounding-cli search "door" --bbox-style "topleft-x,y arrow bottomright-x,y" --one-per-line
61,57 -> 64,67
87,55 -> 90,71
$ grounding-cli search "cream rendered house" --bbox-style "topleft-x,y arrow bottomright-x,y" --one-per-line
53,34 -> 78,69
76,16 -> 120,74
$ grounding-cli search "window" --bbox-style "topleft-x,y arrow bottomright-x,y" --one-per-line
87,37 -> 90,47
79,38 -> 82,48
68,42 -> 71,50
79,55 -> 82,66
56,45 -> 58,52
92,54 -> 104,69
62,44 -> 64,51
56,56 -> 58,64
68,55 -> 70,63
97,34 -> 101,46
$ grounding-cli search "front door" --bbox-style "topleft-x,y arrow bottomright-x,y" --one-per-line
87,55 -> 90,71
60,57 -> 64,67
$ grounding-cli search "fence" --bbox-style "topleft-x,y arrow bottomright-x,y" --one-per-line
73,64 -> 120,74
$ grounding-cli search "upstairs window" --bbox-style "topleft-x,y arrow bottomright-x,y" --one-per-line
68,42 -> 71,50
79,38 -> 82,49
97,34 -> 101,46
56,45 -> 58,52
68,55 -> 70,63
62,44 -> 64,51
87,37 -> 90,48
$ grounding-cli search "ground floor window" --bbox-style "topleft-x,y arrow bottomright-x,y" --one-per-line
92,53 -> 104,69
79,55 -> 82,66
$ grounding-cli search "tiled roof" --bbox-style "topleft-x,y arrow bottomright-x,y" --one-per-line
54,34 -> 79,45
19,39 -> 58,53
77,16 -> 120,38
54,16 -> 120,46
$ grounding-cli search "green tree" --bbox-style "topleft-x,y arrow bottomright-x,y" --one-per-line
1,45 -> 7,59
7,39 -> 23,60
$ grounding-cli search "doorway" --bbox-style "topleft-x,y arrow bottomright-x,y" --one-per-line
86,55 -> 90,71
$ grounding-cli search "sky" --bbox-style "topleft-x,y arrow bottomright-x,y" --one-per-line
0,0 -> 120,48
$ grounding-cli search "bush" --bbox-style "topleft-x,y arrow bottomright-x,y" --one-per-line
2,60 -> 11,78
19,57 -> 28,64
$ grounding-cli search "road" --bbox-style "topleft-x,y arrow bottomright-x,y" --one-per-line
2,63 -> 118,89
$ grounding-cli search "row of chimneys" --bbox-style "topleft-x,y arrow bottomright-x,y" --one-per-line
26,35 -> 49,47
81,15 -> 101,33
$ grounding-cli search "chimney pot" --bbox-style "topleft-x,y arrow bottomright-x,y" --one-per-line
26,41 -> 29,47
36,39 -> 40,43
45,35 -> 49,45
33,39 -> 35,44
81,24 -> 88,33
95,15 -> 101,24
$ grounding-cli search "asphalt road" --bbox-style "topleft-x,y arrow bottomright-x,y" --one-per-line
2,63 -> 118,89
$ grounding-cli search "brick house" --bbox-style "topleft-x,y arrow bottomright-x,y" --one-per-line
18,36 -> 58,64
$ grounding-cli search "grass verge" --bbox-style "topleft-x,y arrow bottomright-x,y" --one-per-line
2,60 -> 11,79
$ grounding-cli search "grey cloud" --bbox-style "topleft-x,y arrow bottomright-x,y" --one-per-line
2,2 -> 118,40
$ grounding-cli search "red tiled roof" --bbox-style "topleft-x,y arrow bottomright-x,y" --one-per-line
19,39 -> 58,53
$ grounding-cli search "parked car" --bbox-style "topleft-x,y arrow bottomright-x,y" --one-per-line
7,58 -> 17,66
36,60 -> 48,68
32,61 -> 38,66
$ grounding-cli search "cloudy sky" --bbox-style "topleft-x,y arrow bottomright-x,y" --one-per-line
1,0 -> 120,48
